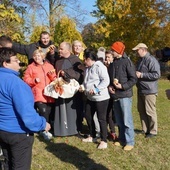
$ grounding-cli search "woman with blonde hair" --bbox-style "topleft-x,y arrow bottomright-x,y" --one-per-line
23,49 -> 56,140
72,40 -> 85,61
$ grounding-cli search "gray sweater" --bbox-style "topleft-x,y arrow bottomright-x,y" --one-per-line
83,61 -> 110,101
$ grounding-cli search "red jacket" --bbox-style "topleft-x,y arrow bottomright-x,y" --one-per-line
23,61 -> 56,103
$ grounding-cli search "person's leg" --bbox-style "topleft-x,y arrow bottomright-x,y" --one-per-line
107,99 -> 116,133
93,112 -> 100,137
113,100 -> 125,144
119,97 -> 135,146
35,102 -> 52,139
35,102 -> 51,122
145,94 -> 157,135
0,131 -> 34,170
84,99 -> 96,138
137,94 -> 149,134
96,99 -> 109,142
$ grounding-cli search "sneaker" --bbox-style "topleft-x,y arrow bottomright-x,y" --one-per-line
114,141 -> 121,146
123,145 -> 134,151
97,141 -> 107,149
82,137 -> 97,143
46,131 -> 53,138
40,131 -> 52,140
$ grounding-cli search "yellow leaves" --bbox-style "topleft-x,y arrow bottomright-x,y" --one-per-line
0,4 -> 22,23
53,16 -> 82,46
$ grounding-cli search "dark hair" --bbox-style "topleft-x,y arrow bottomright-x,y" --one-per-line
0,47 -> 16,67
40,31 -> 50,39
105,50 -> 113,55
84,48 -> 97,61
0,35 -> 12,47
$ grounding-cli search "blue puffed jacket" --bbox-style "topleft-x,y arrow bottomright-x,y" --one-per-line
0,68 -> 46,133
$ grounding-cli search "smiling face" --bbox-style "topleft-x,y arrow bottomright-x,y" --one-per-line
72,41 -> 83,56
105,53 -> 114,63
32,50 -> 45,65
40,33 -> 50,46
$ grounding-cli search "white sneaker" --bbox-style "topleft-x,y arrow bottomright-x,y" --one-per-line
46,131 -> 53,138
40,131 -> 52,140
82,137 -> 97,143
97,141 -> 107,149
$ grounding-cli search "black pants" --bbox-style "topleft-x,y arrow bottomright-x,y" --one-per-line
34,102 -> 54,123
0,130 -> 34,170
107,99 -> 116,133
85,99 -> 109,142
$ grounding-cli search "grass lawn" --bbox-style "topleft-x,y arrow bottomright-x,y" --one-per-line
31,79 -> 170,170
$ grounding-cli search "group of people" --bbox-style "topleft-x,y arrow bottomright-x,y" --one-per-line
0,32 -> 161,169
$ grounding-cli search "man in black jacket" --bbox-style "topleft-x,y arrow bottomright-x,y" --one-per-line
108,41 -> 137,151
12,31 -> 58,65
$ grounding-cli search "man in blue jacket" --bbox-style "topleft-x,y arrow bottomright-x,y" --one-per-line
132,43 -> 161,138
0,48 -> 51,170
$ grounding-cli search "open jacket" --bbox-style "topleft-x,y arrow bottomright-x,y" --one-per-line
108,53 -> 137,99
23,61 -> 56,103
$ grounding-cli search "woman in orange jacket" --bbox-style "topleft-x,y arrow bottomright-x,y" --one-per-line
23,49 -> 56,140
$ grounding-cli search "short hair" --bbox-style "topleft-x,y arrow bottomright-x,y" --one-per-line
0,35 -> 12,47
33,49 -> 45,59
84,48 -> 97,61
105,50 -> 113,55
72,40 -> 83,47
0,47 -> 16,67
40,31 -> 50,39
63,42 -> 72,52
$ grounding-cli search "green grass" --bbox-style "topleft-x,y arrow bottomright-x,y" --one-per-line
31,79 -> 170,170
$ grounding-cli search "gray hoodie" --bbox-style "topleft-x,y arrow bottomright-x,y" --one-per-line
83,61 -> 110,101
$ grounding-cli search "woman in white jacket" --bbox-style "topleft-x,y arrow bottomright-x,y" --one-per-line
82,49 -> 110,149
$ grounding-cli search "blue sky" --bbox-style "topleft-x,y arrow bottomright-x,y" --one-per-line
80,0 -> 97,24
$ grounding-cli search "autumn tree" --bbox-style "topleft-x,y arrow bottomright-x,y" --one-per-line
53,16 -> 82,46
81,23 -> 101,48
0,3 -> 24,41
92,0 -> 170,58
9,0 -> 87,36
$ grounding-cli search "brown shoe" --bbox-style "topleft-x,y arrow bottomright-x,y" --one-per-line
123,145 -> 134,151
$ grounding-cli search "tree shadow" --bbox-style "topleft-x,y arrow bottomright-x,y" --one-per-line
45,141 -> 109,170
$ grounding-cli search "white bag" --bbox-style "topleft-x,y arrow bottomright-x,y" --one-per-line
44,77 -> 80,99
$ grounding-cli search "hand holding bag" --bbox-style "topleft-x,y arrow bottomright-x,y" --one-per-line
44,70 -> 80,99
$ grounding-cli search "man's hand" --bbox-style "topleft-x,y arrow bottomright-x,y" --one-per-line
108,86 -> 115,94
114,82 -> 122,89
136,71 -> 142,78
48,45 -> 56,55
45,122 -> 51,132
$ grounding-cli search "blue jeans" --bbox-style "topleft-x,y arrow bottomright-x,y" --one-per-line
113,97 -> 135,146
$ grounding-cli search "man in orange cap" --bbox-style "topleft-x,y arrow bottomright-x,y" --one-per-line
108,41 -> 137,151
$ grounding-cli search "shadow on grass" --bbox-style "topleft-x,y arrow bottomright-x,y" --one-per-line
165,89 -> 170,100
44,141 -> 108,170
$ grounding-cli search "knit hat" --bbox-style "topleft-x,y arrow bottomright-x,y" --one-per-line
132,43 -> 148,50
97,47 -> 106,61
111,41 -> 125,55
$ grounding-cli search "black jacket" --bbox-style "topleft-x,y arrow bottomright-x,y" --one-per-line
108,53 -> 137,99
12,41 -> 59,66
